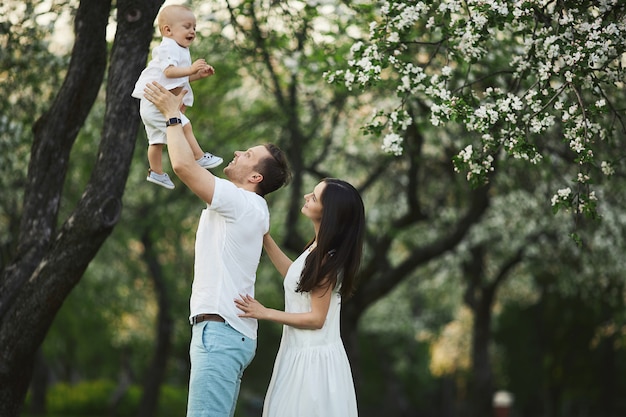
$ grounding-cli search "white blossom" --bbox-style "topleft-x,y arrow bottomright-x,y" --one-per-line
601,161 -> 615,176
326,0 -> 625,215
382,133 -> 403,155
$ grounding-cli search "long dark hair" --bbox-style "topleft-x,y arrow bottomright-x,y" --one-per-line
297,178 -> 365,298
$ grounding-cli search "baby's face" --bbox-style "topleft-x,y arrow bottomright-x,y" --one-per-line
167,10 -> 197,48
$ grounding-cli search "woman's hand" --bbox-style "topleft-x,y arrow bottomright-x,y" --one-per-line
235,294 -> 268,320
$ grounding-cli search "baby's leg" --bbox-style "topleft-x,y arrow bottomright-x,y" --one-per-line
147,144 -> 165,173
182,117 -> 223,169
183,122 -> 205,160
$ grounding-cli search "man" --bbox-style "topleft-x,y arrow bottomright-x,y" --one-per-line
144,81 -> 291,417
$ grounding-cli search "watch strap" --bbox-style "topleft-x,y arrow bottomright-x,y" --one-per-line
166,117 -> 182,127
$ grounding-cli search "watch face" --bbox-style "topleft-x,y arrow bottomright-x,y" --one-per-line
166,117 -> 181,126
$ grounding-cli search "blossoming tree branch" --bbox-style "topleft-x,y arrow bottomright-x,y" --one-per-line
327,0 -> 626,218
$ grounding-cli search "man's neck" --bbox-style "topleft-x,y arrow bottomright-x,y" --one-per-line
234,181 -> 259,195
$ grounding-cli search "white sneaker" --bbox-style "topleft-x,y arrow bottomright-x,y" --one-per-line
196,152 -> 223,169
146,171 -> 175,189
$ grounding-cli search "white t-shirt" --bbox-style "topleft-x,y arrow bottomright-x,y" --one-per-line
131,37 -> 194,107
189,177 -> 270,340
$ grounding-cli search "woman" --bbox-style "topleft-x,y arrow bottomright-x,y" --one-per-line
235,178 -> 365,417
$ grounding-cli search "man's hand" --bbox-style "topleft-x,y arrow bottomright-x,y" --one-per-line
144,81 -> 185,118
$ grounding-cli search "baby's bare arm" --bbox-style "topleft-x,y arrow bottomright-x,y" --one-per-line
163,59 -> 212,80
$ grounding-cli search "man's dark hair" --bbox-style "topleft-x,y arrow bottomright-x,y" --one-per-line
256,143 -> 292,196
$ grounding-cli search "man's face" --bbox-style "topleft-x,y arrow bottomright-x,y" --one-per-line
223,145 -> 270,185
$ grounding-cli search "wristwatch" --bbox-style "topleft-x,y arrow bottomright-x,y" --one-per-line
166,117 -> 182,127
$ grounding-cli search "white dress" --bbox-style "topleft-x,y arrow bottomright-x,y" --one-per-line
262,250 -> 358,417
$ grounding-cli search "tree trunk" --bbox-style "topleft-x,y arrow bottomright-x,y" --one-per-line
463,245 -> 494,417
341,305 -> 362,394
598,285 -> 620,417
27,349 -> 48,415
464,242 -> 526,417
137,229 -> 173,417
0,0 -> 163,415
470,294 -> 495,417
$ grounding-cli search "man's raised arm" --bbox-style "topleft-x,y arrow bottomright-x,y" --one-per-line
144,82 -> 216,204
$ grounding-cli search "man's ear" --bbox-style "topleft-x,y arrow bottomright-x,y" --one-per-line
249,173 -> 263,184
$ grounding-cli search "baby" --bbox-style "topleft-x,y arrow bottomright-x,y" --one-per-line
132,4 -> 222,189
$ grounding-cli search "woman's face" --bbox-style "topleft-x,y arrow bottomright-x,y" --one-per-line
301,182 -> 326,222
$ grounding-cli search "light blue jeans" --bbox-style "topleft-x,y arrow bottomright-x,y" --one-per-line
187,321 -> 256,417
